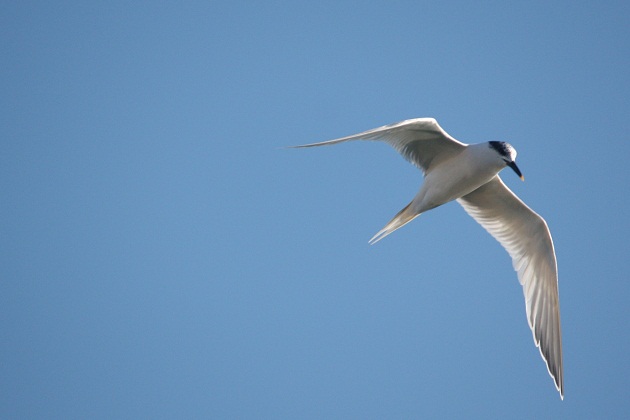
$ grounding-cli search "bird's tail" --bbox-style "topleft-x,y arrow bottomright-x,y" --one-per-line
369,201 -> 420,245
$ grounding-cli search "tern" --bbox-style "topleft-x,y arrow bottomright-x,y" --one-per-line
292,118 -> 563,399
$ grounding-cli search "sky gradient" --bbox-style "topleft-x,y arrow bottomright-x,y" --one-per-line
2,1 -> 630,418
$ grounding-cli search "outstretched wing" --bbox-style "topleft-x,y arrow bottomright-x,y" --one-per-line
290,118 -> 466,174
457,176 -> 564,399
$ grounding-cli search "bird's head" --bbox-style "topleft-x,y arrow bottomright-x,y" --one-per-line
489,141 -> 524,181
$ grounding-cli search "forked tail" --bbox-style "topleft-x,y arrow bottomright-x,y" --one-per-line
369,201 -> 421,245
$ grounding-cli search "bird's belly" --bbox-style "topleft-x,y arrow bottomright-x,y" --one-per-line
418,161 -> 497,211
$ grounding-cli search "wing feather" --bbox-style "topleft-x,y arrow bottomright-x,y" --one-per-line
457,176 -> 564,398
290,118 -> 466,174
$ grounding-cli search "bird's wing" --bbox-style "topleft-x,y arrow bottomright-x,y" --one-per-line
457,176 -> 563,399
290,118 -> 466,174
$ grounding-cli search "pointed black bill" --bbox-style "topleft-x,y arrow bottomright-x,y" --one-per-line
507,161 -> 524,181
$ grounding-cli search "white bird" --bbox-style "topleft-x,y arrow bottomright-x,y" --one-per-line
292,118 -> 563,399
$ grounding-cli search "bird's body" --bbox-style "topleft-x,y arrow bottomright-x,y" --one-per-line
291,118 -> 563,399
416,143 -> 512,211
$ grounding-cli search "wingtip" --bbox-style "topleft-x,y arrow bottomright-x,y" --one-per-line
532,330 -> 564,401
368,230 -> 386,245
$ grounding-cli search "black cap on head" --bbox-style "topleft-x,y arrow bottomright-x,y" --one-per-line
489,141 -> 524,180
489,141 -> 512,159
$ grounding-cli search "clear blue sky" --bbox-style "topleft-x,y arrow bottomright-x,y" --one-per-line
2,1 -> 629,418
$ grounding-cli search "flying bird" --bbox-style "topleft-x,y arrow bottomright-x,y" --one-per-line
291,118 -> 563,399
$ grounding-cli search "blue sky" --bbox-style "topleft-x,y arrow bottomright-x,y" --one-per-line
2,1 -> 630,418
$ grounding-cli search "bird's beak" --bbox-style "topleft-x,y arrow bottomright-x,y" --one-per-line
508,161 -> 525,181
